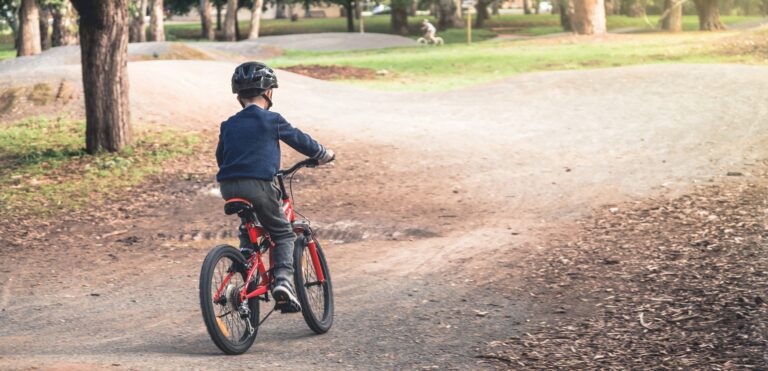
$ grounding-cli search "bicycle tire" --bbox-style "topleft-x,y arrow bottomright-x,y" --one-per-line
199,244 -> 259,355
293,236 -> 334,334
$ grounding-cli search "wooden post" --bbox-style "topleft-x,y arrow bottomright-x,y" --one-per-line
467,11 -> 472,44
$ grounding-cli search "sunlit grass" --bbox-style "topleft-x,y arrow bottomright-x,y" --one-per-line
0,117 -> 203,215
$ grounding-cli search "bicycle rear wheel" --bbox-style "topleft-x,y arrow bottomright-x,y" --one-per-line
294,236 -> 334,334
199,244 -> 259,355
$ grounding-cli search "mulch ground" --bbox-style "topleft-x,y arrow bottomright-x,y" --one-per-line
483,174 -> 768,369
282,64 -> 378,80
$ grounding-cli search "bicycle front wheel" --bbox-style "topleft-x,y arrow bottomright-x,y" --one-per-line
199,244 -> 259,355
294,236 -> 334,334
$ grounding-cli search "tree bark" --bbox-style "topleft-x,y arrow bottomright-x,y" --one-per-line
523,0 -> 532,14
390,0 -> 409,35
148,0 -> 165,41
559,0 -> 575,31
344,1 -> 354,32
492,0 -> 501,14
52,2 -> 78,46
475,0 -> 491,27
223,0 -> 237,40
18,0 -> 42,56
129,0 -> 148,42
660,0 -> 682,31
216,3 -> 222,30
693,0 -> 726,30
572,0 -> 606,34
70,0 -> 132,153
437,0 -> 462,29
200,0 -> 215,40
39,6 -> 50,50
248,0 -> 263,39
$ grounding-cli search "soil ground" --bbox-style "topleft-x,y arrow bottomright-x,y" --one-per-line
1,39 -> 768,368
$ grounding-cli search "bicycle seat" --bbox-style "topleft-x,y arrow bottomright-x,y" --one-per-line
224,198 -> 253,215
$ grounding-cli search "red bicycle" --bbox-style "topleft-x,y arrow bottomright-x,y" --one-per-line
199,158 -> 334,355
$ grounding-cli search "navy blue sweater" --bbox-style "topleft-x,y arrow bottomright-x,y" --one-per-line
216,105 -> 327,182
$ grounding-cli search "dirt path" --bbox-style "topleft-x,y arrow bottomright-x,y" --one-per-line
1,61 -> 768,369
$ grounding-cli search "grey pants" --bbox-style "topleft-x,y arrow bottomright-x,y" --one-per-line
220,178 -> 295,278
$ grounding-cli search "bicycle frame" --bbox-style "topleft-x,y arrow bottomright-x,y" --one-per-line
214,171 -> 326,306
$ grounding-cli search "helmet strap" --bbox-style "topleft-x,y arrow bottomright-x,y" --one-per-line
262,93 -> 273,110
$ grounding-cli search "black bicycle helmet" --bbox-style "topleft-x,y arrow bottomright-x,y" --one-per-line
231,62 -> 278,94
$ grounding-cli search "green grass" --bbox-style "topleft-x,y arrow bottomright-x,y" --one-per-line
165,14 -> 763,43
0,117 -> 204,215
269,30 -> 768,91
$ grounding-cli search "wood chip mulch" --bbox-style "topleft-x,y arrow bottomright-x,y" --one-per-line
483,176 -> 768,369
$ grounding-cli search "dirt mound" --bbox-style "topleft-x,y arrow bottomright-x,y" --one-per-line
282,64 -> 377,80
483,173 -> 768,368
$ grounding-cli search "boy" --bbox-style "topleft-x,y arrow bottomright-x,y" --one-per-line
216,62 -> 335,312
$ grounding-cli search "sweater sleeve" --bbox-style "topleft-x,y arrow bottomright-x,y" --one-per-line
275,114 -> 327,159
215,125 -> 224,167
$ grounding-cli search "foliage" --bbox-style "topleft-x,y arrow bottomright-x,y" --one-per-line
0,117 -> 204,215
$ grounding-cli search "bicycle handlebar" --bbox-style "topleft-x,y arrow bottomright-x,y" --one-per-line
277,158 -> 321,177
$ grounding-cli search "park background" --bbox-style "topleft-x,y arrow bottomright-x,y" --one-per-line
0,0 -> 767,369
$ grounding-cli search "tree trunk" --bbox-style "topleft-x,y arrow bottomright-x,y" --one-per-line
524,0 -> 532,14
129,0 -> 148,42
39,6 -> 49,50
492,0 -> 500,14
660,0 -> 682,31
344,1 -> 354,32
304,0 -> 312,17
248,0 -> 263,39
200,0 -> 215,40
223,0 -> 237,40
149,0 -> 165,41
390,0 -> 409,35
437,0 -> 462,29
559,0 -> 575,31
216,3 -> 222,30
70,0 -> 132,153
693,0 -> 726,30
17,0 -> 42,56
234,5 -> 241,39
475,0 -> 491,27
572,0 -> 606,34
52,2 -> 78,46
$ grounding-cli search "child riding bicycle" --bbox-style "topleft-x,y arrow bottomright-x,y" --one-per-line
421,19 -> 438,43
215,62 -> 335,313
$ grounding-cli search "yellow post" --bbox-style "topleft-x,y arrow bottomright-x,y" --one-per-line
467,11 -> 472,44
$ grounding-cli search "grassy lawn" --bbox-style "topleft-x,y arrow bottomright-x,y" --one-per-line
0,117 -> 203,216
269,29 -> 768,91
165,14 -> 763,43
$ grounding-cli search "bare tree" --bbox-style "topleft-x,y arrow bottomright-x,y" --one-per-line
39,5 -> 49,49
660,0 -> 683,31
474,0 -> 491,27
17,0 -> 42,56
390,0 -> 409,35
572,0 -> 606,34
437,0 -> 462,29
130,0 -> 148,42
51,2 -> 78,46
223,0 -> 236,40
149,0 -> 165,41
70,0 -> 132,153
247,0 -> 262,39
693,0 -> 725,30
200,0 -> 215,40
